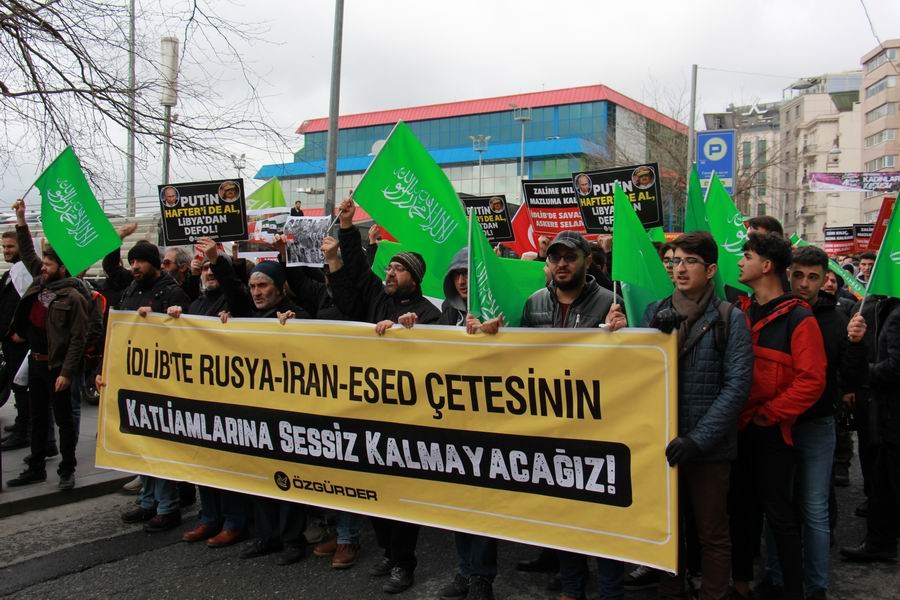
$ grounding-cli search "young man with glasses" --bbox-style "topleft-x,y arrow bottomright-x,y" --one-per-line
609,232 -> 753,600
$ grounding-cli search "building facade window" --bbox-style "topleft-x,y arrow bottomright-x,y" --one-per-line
865,48 -> 898,73
865,102 -> 898,124
865,76 -> 897,99
864,128 -> 897,148
865,154 -> 897,171
756,139 -> 767,164
742,141 -> 751,168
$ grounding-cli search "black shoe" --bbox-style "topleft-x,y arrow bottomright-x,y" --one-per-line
624,564 -> 659,590
7,468 -> 47,487
121,506 -> 156,524
516,552 -> 559,573
239,539 -> 282,560
545,574 -> 561,591
369,556 -> 395,577
439,573 -> 469,600
840,541 -> 897,562
3,423 -> 21,433
143,511 -> 181,533
1,432 -> 29,450
467,576 -> 494,600
753,580 -> 784,600
58,473 -> 76,490
382,566 -> 414,594
276,545 -> 305,566
854,500 -> 869,518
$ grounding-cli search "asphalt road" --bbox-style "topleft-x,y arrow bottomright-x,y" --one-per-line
0,463 -> 897,599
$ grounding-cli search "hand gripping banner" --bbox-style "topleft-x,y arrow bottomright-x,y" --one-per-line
96,311 -> 679,571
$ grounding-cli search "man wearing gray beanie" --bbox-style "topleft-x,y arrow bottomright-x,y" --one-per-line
325,198 -> 440,594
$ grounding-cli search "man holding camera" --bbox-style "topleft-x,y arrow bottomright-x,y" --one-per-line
608,232 -> 752,599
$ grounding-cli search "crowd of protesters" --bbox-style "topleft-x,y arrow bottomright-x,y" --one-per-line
1,197 -> 898,600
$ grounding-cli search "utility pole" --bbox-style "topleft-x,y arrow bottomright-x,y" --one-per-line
324,0 -> 344,218
126,0 -> 136,217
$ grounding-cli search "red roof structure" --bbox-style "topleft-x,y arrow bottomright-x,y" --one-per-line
297,84 -> 687,136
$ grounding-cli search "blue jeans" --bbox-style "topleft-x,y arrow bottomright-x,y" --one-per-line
558,551 -> 624,600
336,510 -> 363,544
455,532 -> 498,580
198,486 -> 249,531
138,476 -> 180,515
765,416 -> 835,593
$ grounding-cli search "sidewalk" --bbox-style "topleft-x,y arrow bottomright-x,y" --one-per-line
0,398 -> 131,518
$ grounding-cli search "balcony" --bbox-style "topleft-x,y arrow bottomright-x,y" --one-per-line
802,143 -> 818,157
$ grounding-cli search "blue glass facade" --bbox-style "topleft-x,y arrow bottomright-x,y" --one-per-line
292,101 -> 610,164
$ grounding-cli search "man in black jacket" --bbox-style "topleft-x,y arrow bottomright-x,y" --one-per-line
0,230 -> 32,450
116,241 -> 192,533
238,260 -> 313,566
840,295 -> 900,562
327,198 -> 439,594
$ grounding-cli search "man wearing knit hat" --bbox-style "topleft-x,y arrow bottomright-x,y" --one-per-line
116,239 -> 192,533
326,197 -> 440,594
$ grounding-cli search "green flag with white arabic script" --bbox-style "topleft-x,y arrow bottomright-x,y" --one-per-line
34,147 -> 121,275
863,202 -> 900,299
705,173 -> 752,300
467,211 -> 545,326
611,182 -> 673,326
353,121 -> 468,298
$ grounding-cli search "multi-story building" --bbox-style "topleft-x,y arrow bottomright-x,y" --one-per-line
860,40 -> 900,220
703,101 -> 782,217
256,85 -> 687,227
780,71 -> 863,244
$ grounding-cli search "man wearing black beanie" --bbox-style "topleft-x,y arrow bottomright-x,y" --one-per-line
117,240 -> 192,534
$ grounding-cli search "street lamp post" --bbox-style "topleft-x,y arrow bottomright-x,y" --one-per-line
230,153 -> 247,179
160,37 -> 179,185
469,134 -> 491,195
512,106 -> 532,199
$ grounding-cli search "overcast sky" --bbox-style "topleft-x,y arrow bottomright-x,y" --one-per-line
2,0 -> 899,202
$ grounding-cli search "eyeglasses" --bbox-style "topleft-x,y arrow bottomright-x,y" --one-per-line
161,259 -> 174,266
547,252 -> 582,264
384,263 -> 408,275
667,257 -> 707,267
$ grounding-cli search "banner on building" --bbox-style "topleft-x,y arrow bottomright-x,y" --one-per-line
853,223 -> 875,254
521,179 -> 587,236
823,227 -> 855,256
808,172 -> 900,193
461,195 -> 513,243
96,312 -> 679,571
159,179 -> 248,245
573,164 -> 664,234
868,197 -> 897,252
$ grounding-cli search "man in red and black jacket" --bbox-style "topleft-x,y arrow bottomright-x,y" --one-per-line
729,232 -> 826,600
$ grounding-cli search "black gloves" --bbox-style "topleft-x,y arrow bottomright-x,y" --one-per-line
665,436 -> 700,467
650,307 -> 686,334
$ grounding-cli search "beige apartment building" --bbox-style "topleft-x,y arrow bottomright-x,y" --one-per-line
780,71 -> 863,245
860,40 -> 900,220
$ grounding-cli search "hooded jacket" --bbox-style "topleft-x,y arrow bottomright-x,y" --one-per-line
738,292 -> 827,444
118,271 -> 190,313
438,248 -> 468,326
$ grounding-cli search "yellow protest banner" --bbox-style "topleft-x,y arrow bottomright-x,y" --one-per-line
96,311 -> 678,571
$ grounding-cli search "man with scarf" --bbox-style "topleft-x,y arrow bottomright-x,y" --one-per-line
608,232 -> 752,600
6,199 -> 90,490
